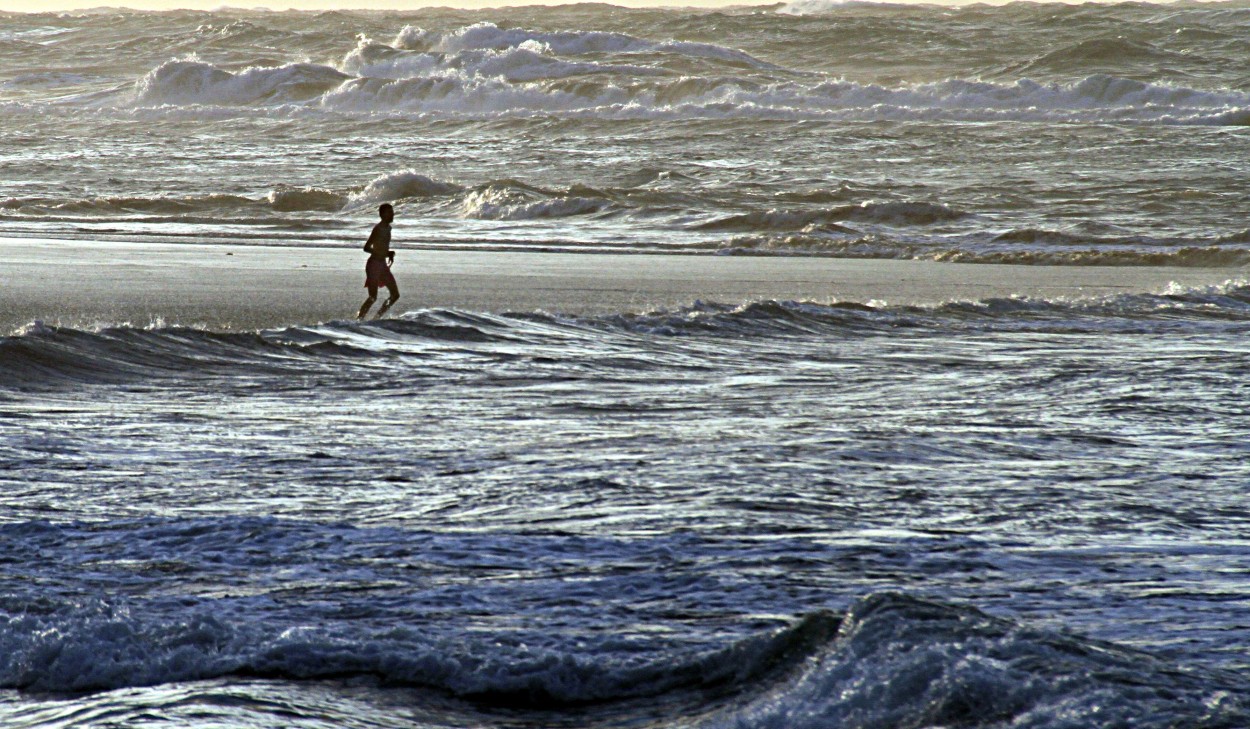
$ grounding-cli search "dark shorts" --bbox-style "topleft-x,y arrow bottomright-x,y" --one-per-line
365,257 -> 397,290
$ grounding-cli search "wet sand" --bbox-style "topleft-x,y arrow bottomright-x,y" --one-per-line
2,237 -> 1245,332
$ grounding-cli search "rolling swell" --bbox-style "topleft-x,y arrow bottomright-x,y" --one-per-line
134,59 -> 351,107
8,6 -> 1250,266
2,568 -> 1243,728
0,595 -> 838,705
6,282 -> 1250,389
708,593 -> 1247,729
0,322 -> 372,388
0,517 -> 839,703
391,22 -> 777,70
0,173 -> 615,220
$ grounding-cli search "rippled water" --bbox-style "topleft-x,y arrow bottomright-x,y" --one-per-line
5,2 -> 1250,727
4,291 -> 1250,727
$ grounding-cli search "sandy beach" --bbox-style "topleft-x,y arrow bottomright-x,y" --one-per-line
2,236 -> 1246,332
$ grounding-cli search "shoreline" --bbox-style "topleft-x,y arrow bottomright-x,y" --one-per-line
1,236 -> 1245,333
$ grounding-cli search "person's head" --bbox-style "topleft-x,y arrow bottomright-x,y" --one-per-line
379,203 -> 394,222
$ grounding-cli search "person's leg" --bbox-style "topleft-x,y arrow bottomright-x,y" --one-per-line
376,281 -> 400,318
358,285 -> 378,319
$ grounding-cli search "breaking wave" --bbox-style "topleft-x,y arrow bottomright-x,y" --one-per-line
94,23 -> 1250,125
0,172 -> 608,221
390,21 -> 777,69
348,170 -> 463,208
134,59 -> 350,107
456,181 -> 614,221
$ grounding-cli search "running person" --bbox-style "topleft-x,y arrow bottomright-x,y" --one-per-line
358,203 -> 400,319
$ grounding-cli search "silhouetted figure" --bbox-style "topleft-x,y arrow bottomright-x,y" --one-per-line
358,203 -> 400,319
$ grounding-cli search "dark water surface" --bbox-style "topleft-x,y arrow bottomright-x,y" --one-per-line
3,291 -> 1250,727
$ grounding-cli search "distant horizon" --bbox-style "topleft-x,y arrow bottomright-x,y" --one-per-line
8,0 -> 767,10
0,0 -> 1169,13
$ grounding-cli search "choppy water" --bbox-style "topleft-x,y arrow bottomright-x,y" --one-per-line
5,2 -> 1250,728
5,290 -> 1250,727
4,1 -> 1250,262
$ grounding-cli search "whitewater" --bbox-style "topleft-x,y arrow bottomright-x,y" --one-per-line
3,2 -> 1250,728
4,1 -> 1250,263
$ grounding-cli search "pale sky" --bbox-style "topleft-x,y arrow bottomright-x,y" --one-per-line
3,0 -> 774,10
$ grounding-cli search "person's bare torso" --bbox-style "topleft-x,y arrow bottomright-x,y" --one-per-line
367,222 -> 391,259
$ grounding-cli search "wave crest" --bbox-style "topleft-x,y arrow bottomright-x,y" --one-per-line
457,181 -> 614,221
349,170 -> 463,207
113,41 -> 1250,126
717,593 -> 1246,729
88,20 -> 1249,125
8,282 -> 1250,388
265,186 -> 346,212
393,21 -> 773,69
134,59 -> 350,107
2,574 -> 1243,728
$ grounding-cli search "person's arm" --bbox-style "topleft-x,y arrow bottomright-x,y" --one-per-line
363,224 -> 380,253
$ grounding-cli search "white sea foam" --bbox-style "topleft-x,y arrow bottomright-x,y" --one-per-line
125,47 -> 1250,125
393,22 -> 776,68
348,170 -> 463,208
777,0 -> 913,14
339,38 -> 442,80
458,184 -> 611,221
266,186 -> 345,212
133,58 -> 350,106
94,17 -> 1250,124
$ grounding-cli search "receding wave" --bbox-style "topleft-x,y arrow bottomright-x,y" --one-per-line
931,246 -> 1250,267
697,201 -> 965,232
0,193 -> 260,216
722,229 -> 1250,266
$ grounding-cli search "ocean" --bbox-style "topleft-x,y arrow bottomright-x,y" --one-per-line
3,1 -> 1250,727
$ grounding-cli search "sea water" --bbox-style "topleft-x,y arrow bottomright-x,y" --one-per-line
2,2 -> 1250,727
